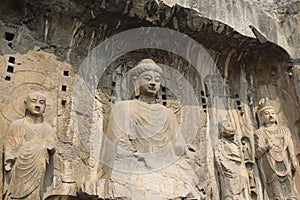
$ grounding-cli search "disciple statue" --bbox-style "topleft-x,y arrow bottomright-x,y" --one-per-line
93,59 -> 200,199
214,120 -> 250,200
254,97 -> 298,200
3,92 -> 55,200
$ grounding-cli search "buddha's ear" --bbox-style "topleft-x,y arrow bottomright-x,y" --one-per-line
132,76 -> 140,97
24,99 -> 28,116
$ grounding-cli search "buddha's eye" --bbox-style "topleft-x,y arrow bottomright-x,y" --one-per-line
30,99 -> 37,103
142,75 -> 152,81
39,100 -> 46,104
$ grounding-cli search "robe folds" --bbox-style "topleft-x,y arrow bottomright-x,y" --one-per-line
4,119 -> 55,200
100,99 -> 181,174
98,99 -> 201,199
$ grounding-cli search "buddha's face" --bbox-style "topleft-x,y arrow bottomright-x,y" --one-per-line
136,70 -> 161,97
260,108 -> 277,126
25,93 -> 46,117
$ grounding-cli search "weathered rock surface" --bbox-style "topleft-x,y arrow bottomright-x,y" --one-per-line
0,0 -> 299,199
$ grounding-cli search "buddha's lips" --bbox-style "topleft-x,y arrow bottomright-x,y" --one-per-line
148,86 -> 156,90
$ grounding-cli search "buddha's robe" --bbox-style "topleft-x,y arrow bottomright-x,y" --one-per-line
254,125 -> 297,200
99,99 -> 200,199
4,119 -> 55,200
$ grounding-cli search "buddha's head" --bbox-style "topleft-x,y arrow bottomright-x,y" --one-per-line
24,91 -> 46,117
130,59 -> 162,99
257,97 -> 278,127
219,120 -> 235,138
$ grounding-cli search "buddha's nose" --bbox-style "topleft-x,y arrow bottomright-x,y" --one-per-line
150,83 -> 156,87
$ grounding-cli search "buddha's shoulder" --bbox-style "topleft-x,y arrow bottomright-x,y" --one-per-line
9,119 -> 25,128
43,121 -> 54,129
254,128 -> 267,139
112,100 -> 131,109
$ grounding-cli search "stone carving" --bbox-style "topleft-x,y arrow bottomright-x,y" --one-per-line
3,92 -> 55,200
214,120 -> 250,200
254,97 -> 299,200
81,59 -> 201,199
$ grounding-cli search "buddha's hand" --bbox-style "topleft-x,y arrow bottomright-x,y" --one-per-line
266,139 -> 274,150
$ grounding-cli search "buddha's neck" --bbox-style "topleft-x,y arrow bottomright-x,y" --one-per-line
138,95 -> 157,104
25,114 -> 43,124
264,123 -> 277,129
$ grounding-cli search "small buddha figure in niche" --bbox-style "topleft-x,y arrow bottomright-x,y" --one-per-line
3,92 -> 55,200
97,59 -> 200,199
254,97 -> 298,200
214,120 -> 250,200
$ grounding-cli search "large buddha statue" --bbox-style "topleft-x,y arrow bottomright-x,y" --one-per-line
254,97 -> 298,200
84,59 -> 201,199
3,92 -> 56,200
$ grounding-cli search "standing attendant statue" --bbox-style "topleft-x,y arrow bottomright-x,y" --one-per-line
3,92 -> 55,200
214,120 -> 250,200
254,97 -> 298,200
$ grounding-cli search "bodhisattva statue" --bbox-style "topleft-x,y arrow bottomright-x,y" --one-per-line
214,120 -> 250,200
254,97 -> 298,200
3,92 -> 55,200
96,59 -> 200,199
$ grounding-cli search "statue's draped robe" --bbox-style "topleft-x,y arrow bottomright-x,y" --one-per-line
255,125 -> 297,200
4,119 -> 55,200
214,138 -> 250,200
99,99 -> 200,199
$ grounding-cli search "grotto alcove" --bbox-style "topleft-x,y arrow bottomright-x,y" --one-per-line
0,0 -> 299,199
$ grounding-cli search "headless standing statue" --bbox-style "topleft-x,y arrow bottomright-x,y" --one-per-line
214,120 -> 250,200
4,92 -> 55,200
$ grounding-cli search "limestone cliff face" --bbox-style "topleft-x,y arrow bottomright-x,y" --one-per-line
0,0 -> 299,199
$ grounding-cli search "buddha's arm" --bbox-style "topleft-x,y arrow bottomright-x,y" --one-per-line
254,132 -> 269,159
98,115 -> 119,179
47,128 -> 56,156
4,124 -> 22,171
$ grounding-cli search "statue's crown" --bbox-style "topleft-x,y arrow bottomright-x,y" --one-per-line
257,97 -> 275,112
